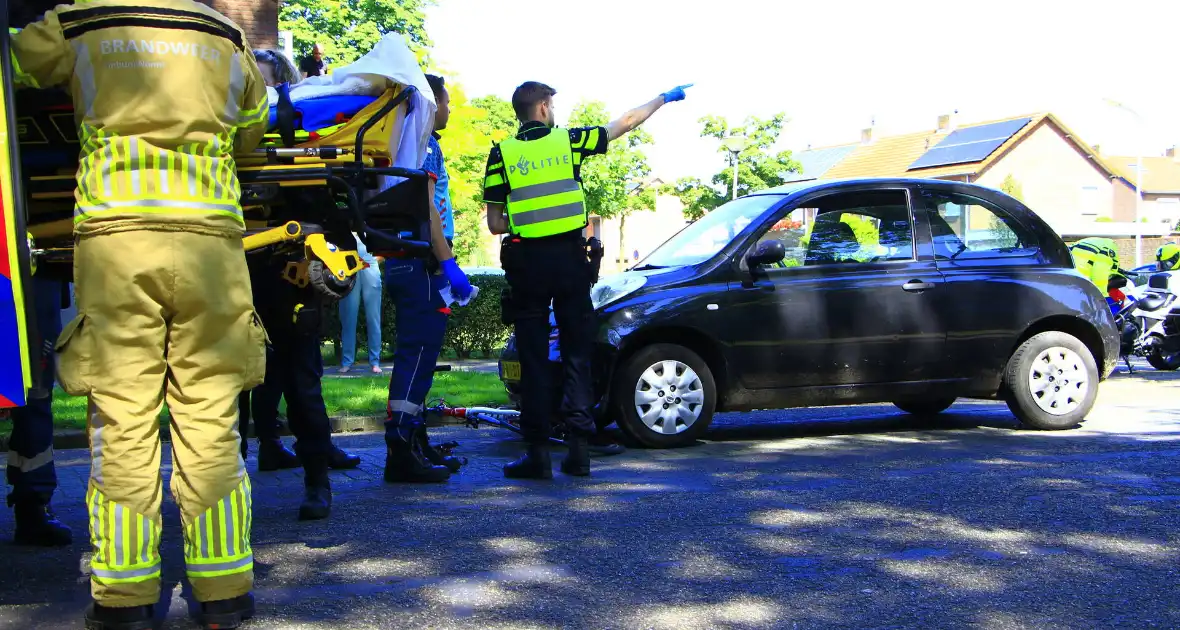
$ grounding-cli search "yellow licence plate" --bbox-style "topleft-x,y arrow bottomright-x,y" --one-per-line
502,361 -> 521,382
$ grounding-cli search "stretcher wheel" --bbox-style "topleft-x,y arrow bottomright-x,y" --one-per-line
307,260 -> 355,302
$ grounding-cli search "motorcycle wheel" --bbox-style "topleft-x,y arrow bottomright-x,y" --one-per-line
1146,348 -> 1180,371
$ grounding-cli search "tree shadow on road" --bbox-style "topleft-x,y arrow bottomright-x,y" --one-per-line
2,402 -> 1179,629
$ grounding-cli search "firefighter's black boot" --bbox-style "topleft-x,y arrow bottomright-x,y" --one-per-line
417,428 -> 462,473
560,436 -> 591,477
13,502 -> 73,547
327,443 -> 361,470
199,592 -> 254,630
298,456 -> 332,521
84,603 -> 154,630
257,438 -> 299,472
504,444 -> 553,480
384,425 -> 451,483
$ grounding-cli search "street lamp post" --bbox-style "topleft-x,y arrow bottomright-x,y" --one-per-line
720,135 -> 749,200
1104,98 -> 1146,267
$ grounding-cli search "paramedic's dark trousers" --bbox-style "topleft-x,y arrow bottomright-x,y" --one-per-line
504,234 -> 596,444
247,258 -> 332,461
6,276 -> 62,507
384,258 -> 448,435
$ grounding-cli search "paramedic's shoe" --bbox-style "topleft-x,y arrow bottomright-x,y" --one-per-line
504,445 -> 553,480
417,428 -> 463,473
327,444 -> 361,470
13,502 -> 73,547
384,431 -> 451,483
257,438 -> 299,472
560,436 -> 591,477
299,457 -> 332,521
84,603 -> 153,630
199,593 -> 255,630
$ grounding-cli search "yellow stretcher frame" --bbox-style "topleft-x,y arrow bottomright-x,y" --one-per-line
21,85 -> 436,294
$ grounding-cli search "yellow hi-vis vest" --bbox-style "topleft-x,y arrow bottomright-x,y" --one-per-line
10,0 -> 269,233
499,130 -> 588,238
1070,237 -> 1119,290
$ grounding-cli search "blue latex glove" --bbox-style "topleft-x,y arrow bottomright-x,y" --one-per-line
661,84 -> 693,103
440,258 -> 473,301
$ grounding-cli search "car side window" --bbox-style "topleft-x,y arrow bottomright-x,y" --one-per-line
753,190 -> 915,268
923,191 -> 1038,259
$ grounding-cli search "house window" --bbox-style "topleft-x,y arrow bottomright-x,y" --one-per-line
1080,186 -> 1099,218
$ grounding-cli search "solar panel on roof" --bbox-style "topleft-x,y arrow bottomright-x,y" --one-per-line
907,117 -> 1033,171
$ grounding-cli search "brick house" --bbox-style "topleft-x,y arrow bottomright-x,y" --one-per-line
198,0 -> 278,49
787,112 -> 1177,263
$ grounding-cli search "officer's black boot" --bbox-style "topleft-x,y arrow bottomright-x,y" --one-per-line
257,438 -> 299,472
416,428 -> 462,473
504,444 -> 553,480
84,603 -> 154,630
560,436 -> 591,477
13,501 -> 73,547
199,592 -> 255,630
384,424 -> 451,483
327,443 -> 361,470
298,456 -> 332,521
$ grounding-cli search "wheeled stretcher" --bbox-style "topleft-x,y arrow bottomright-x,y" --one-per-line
17,81 -> 435,302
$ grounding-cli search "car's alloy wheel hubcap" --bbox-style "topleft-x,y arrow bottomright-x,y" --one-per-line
1028,347 -> 1088,416
634,360 -> 704,435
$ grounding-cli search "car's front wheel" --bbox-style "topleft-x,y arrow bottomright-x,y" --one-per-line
613,344 -> 716,448
1002,331 -> 1099,430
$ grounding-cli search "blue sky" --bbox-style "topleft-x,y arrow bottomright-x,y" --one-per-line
426,0 -> 1180,182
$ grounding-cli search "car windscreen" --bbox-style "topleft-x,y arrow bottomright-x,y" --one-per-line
639,195 -> 782,268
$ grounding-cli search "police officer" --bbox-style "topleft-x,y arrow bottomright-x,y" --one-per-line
12,3 -> 268,628
5,263 -> 72,547
1157,243 -> 1179,272
484,81 -> 689,478
1070,237 -> 1123,291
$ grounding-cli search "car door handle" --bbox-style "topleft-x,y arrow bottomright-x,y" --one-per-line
902,280 -> 935,292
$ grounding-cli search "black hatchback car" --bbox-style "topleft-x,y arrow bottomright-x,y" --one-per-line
500,178 -> 1119,448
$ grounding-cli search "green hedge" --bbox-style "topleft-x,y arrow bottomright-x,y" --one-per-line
320,268 -> 511,362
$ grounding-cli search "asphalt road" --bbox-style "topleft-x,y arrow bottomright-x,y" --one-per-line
2,366 -> 1178,629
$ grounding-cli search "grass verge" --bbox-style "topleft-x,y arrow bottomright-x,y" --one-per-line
0,372 -> 508,434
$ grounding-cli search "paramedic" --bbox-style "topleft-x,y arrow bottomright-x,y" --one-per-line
12,3 -> 268,628
383,74 -> 469,483
5,271 -> 72,547
484,81 -> 689,479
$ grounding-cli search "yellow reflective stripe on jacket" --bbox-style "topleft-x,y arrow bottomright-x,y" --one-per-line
184,476 -> 253,578
87,486 -> 162,584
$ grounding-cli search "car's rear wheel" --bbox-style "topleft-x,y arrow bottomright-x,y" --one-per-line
1002,331 -> 1099,430
614,344 -> 716,448
893,398 -> 956,416
1146,346 -> 1180,371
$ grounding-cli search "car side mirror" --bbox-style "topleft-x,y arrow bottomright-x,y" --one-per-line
747,240 -> 786,268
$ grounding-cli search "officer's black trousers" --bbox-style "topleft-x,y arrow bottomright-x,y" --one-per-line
504,234 -> 596,444
242,257 -> 332,459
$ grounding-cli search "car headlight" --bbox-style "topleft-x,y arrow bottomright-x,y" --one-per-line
591,274 -> 647,310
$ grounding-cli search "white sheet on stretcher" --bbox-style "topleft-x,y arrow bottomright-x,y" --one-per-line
265,34 -> 436,181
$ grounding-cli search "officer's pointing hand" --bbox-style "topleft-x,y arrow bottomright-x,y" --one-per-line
661,84 -> 693,103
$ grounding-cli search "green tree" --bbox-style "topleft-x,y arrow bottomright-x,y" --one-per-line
434,85 -> 516,265
673,114 -> 801,220
279,0 -> 433,66
567,100 -> 657,262
1000,173 -> 1024,201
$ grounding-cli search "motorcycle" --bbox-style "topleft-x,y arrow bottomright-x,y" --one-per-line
1111,271 -> 1180,372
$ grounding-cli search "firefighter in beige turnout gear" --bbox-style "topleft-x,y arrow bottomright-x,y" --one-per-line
11,1 -> 269,628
